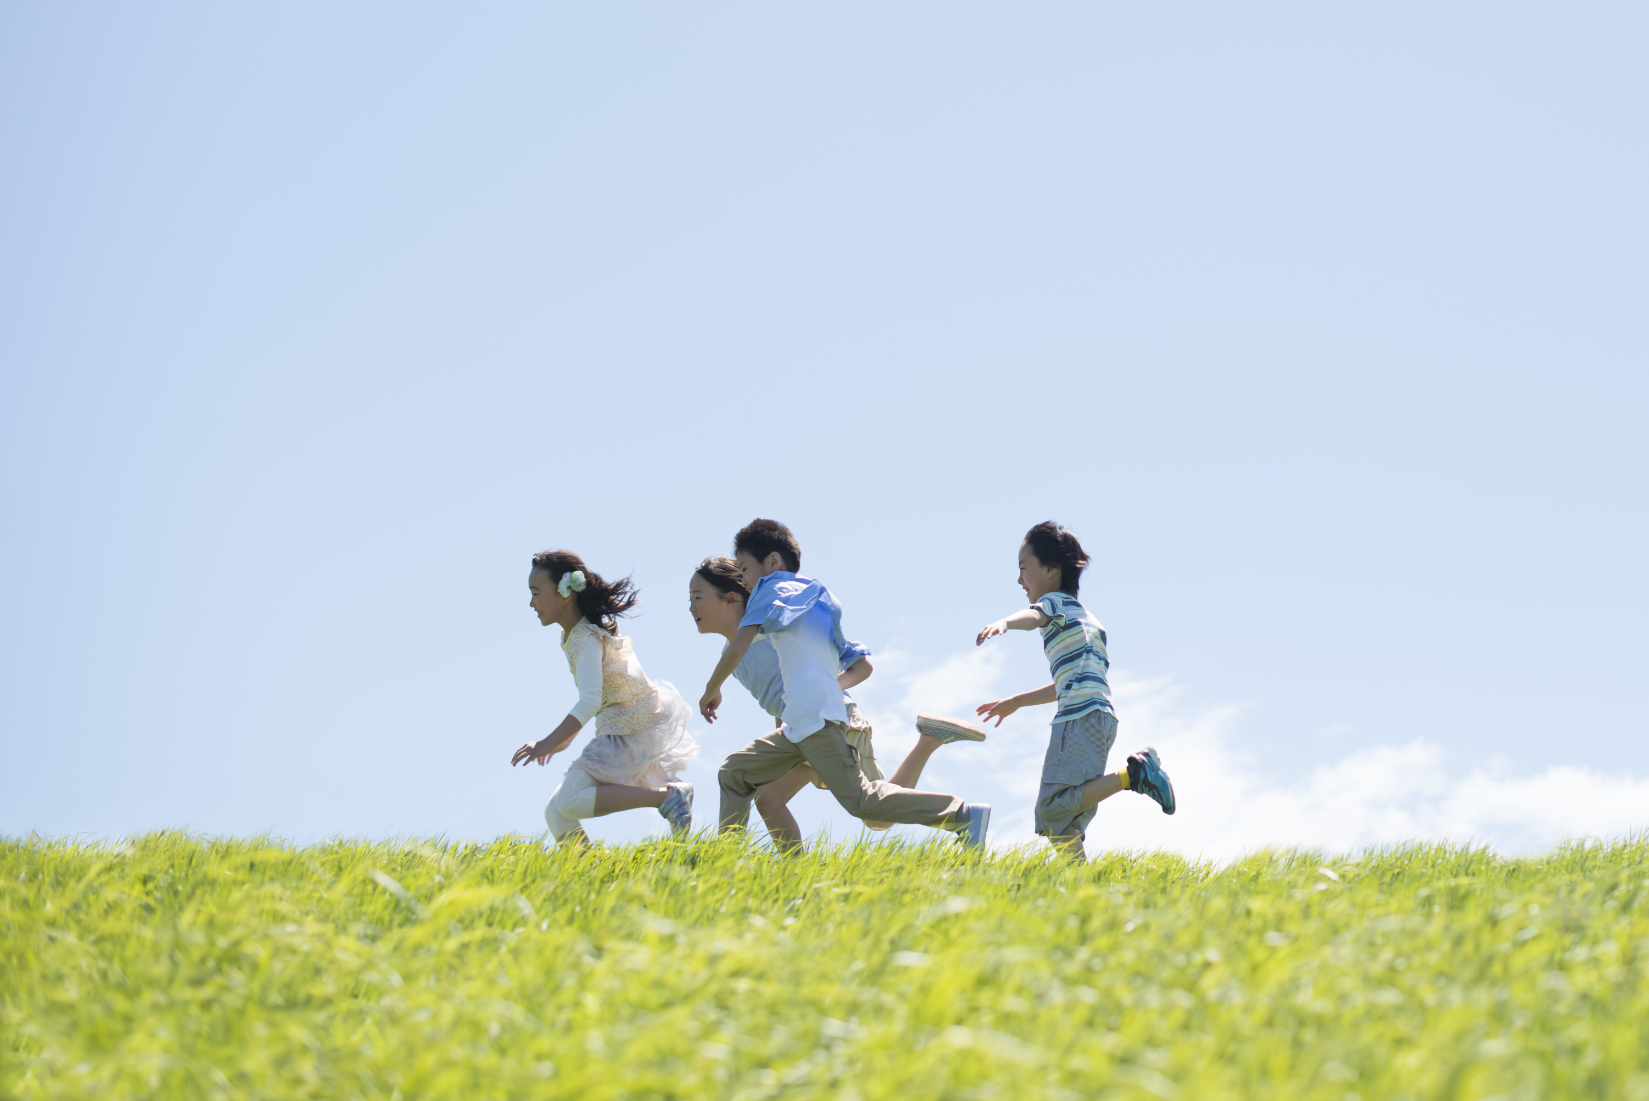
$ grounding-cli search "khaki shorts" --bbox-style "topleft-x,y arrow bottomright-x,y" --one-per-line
806,701 -> 882,788
718,720 -> 960,831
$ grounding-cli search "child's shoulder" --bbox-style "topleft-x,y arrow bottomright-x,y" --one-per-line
1037,591 -> 1100,626
1037,590 -> 1084,612
748,571 -> 832,609
751,570 -> 811,594
563,619 -> 621,650
743,572 -> 841,634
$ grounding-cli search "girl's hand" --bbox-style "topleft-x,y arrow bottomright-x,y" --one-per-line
699,687 -> 722,723
976,697 -> 1020,727
976,620 -> 1009,646
511,740 -> 557,767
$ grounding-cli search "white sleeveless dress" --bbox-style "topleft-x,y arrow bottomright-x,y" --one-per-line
561,620 -> 698,788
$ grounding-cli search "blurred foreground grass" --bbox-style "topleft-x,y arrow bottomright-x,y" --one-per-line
4,833 -> 1648,1100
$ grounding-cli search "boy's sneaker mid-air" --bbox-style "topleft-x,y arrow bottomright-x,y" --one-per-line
1126,748 -> 1175,815
659,782 -> 694,837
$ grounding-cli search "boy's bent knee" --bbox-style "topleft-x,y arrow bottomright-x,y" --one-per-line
831,792 -> 871,818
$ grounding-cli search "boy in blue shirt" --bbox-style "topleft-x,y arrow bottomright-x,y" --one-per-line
702,519 -> 992,848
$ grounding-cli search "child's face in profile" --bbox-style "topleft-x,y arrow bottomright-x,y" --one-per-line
688,575 -> 745,637
1017,543 -> 1062,603
734,551 -> 785,591
528,569 -> 571,627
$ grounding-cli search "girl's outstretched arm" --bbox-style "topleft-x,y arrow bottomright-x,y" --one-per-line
512,630 -> 603,766
976,682 -> 1057,726
976,606 -> 1050,646
701,624 -> 760,722
512,714 -> 582,766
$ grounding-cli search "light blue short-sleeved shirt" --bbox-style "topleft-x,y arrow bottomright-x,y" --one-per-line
739,571 -> 858,740
731,631 -> 870,720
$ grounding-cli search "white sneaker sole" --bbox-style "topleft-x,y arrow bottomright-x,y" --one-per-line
916,714 -> 988,743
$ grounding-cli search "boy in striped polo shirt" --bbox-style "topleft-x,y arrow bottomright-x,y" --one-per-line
975,521 -> 1175,860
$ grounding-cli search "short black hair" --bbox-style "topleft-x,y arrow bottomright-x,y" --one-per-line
733,518 -> 801,573
1023,521 -> 1090,596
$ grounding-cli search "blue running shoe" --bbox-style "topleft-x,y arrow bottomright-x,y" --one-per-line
1127,748 -> 1176,815
955,803 -> 991,849
658,782 -> 694,838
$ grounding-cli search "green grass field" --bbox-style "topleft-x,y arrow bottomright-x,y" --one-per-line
4,834 -> 1647,1100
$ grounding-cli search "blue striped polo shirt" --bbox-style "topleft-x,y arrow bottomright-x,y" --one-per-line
1035,591 -> 1115,722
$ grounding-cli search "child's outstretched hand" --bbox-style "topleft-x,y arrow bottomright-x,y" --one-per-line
976,620 -> 1010,646
976,697 -> 1020,727
699,687 -> 722,723
511,739 -> 559,767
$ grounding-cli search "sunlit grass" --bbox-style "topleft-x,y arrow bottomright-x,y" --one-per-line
4,832 -> 1647,1099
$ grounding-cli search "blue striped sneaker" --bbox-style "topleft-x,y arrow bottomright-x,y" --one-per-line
658,782 -> 694,838
1126,748 -> 1175,815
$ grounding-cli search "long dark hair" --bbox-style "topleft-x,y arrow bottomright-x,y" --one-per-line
695,556 -> 750,602
1023,521 -> 1090,596
531,549 -> 639,633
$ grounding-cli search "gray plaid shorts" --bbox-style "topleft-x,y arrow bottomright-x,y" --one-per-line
1034,708 -> 1118,838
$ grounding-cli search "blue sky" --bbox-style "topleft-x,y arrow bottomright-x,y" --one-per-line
3,3 -> 1645,855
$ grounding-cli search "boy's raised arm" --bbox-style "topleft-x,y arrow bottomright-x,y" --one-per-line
976,606 -> 1050,646
700,623 -> 761,722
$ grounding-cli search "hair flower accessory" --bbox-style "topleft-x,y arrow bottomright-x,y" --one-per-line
557,570 -> 587,598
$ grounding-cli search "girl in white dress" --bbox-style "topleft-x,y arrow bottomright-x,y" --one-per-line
511,550 -> 698,843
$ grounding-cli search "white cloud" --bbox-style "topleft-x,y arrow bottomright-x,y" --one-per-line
855,653 -> 1649,861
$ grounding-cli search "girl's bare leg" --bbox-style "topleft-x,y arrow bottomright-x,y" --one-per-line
755,765 -> 817,852
591,784 -> 668,816
862,732 -> 946,830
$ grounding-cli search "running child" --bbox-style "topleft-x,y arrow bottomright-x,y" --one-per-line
975,521 -> 1175,861
689,555 -> 985,850
702,519 -> 991,847
511,550 -> 697,843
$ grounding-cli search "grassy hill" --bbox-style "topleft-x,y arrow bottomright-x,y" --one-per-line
4,833 -> 1646,1100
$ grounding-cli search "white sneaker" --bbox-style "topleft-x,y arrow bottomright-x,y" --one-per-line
915,714 -> 989,744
